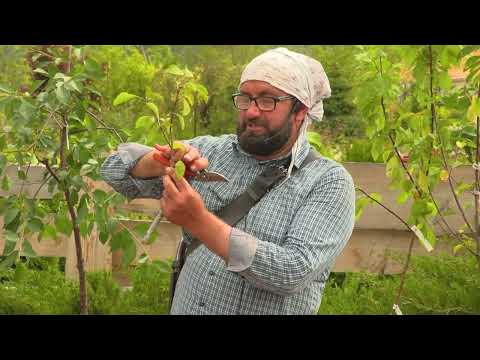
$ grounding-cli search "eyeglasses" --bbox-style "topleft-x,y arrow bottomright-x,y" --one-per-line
232,93 -> 296,112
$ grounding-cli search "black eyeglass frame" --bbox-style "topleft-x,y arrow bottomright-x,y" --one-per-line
231,92 -> 296,112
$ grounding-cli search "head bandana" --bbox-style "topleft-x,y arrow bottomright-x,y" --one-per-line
239,47 -> 331,178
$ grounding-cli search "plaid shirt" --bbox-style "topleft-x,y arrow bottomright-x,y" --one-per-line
100,134 -> 355,315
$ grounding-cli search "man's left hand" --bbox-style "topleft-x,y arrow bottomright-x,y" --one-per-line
160,174 -> 209,232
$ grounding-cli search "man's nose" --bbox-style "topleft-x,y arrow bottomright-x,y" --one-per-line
244,100 -> 261,118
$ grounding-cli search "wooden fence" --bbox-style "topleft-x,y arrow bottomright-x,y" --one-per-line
0,162 -> 475,282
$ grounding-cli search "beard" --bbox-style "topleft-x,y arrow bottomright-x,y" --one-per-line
236,115 -> 293,156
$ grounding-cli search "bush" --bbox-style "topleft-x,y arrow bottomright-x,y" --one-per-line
1,254 -> 478,315
0,258 -> 78,315
115,260 -> 172,315
319,253 -> 480,315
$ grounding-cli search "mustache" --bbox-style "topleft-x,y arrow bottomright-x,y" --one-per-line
240,117 -> 268,130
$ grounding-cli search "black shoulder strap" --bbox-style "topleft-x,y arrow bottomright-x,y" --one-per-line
216,148 -> 320,226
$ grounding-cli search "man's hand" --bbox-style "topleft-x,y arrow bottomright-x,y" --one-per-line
160,173 -> 232,261
160,174 -> 209,232
154,143 -> 208,174
129,142 -> 208,179
130,146 -> 171,178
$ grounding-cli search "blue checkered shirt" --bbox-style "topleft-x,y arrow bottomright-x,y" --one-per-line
100,134 -> 355,314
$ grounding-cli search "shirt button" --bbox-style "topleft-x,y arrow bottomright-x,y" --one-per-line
208,270 -> 215,276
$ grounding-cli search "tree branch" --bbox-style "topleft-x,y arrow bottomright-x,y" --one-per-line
392,234 -> 415,314
356,187 -> 412,231
85,109 -> 125,143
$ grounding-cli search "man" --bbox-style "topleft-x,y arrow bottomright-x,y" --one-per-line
100,47 -> 355,315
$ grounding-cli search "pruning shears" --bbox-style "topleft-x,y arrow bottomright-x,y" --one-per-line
153,152 -> 228,182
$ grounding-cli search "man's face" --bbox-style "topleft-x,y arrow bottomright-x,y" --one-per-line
236,80 -> 299,156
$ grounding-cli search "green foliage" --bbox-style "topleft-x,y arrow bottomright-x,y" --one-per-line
319,253 -> 480,315
353,45 -> 480,255
0,257 -> 172,315
0,258 -> 78,314
1,254 -> 477,315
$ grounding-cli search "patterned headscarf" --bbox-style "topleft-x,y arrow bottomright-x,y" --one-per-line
240,47 -> 331,178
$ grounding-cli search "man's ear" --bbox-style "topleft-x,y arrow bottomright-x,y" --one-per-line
294,103 -> 309,126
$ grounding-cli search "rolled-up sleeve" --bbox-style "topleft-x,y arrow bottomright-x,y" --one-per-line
226,167 -> 355,296
100,143 -> 164,199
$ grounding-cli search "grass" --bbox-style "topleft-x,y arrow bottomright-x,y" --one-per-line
319,253 -> 480,315
0,254 -> 478,315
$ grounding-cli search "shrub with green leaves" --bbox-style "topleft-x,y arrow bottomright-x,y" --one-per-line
319,253 -> 480,315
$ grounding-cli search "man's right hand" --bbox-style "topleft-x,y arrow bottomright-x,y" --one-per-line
129,145 -> 173,178
129,143 -> 208,179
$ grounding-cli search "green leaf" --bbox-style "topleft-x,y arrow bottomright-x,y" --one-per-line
0,251 -> 18,270
184,68 -> 194,78
84,58 -> 104,79
467,96 -> 480,122
355,197 -> 370,222
0,198 -> 7,215
17,170 -> 27,181
371,137 -> 383,161
459,45 -> 480,59
193,83 -> 208,103
172,141 -> 186,152
411,199 -> 432,218
453,244 -> 464,255
99,231 -> 109,245
165,65 -> 184,76
181,98 -> 191,116
110,229 -> 127,251
77,196 -> 89,224
386,156 -> 399,178
135,115 -> 155,130
80,164 -> 95,176
122,234 -> 137,267
54,73 -> 70,81
418,171 -> 429,193
55,215 -> 73,236
152,260 -> 171,274
14,262 -> 28,282
93,190 -> 108,204
175,160 -> 186,180
375,114 -> 385,132
27,218 -> 43,233
146,102 -> 160,119
465,55 -> 480,70
455,182 -> 473,196
2,230 -> 18,255
22,239 -> 37,257
4,208 -> 19,226
397,191 -> 410,204
33,68 -> 49,76
113,92 -> 139,106
19,100 -> 36,121
0,153 -> 6,173
4,230 -> 18,244
55,86 -> 69,105
42,224 -> 57,240
82,113 -> 96,132
438,71 -> 452,90
68,80 -> 82,93
176,114 -> 185,131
